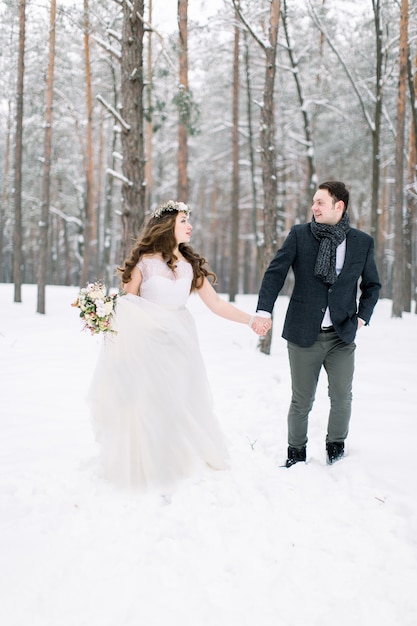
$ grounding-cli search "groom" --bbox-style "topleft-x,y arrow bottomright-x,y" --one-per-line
251,181 -> 381,467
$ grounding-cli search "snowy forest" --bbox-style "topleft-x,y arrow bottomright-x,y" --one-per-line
1,0 -> 416,317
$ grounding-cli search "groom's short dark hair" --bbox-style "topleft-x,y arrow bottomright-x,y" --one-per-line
319,181 -> 349,213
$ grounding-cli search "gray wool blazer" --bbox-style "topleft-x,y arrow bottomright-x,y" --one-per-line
256,223 -> 381,347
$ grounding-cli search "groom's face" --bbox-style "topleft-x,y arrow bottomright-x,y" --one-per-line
311,189 -> 344,226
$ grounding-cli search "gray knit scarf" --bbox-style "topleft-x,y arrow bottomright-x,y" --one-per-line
310,212 -> 350,284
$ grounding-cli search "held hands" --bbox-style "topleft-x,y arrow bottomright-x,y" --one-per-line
250,316 -> 272,336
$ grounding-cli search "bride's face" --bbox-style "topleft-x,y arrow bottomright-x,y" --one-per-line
174,211 -> 192,245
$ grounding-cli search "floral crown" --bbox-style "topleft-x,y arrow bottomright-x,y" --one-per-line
151,200 -> 190,219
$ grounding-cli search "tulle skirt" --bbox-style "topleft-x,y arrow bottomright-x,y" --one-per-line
87,294 -> 229,490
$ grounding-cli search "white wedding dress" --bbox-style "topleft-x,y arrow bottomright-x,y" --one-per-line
88,256 -> 229,490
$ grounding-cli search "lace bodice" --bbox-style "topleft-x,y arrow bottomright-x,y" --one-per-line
136,256 -> 193,306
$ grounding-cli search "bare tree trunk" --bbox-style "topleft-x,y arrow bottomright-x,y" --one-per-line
102,58 -> 119,291
408,49 -> 417,156
96,108 -> 104,267
391,0 -> 408,318
120,0 -> 146,259
233,0 -> 280,354
80,0 -> 96,286
405,47 -> 417,312
258,0 -> 280,355
243,30 -> 261,276
247,1 -> 280,350
0,100 -> 12,282
260,1 -> 281,268
371,0 -> 384,267
13,0 -> 26,303
63,220 -> 71,286
229,22 -> 240,303
282,0 -> 316,214
315,0 -> 326,88
37,0 -> 56,314
177,0 -> 188,202
145,0 -> 153,213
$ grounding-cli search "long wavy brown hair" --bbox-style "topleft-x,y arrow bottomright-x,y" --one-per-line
117,210 -> 216,292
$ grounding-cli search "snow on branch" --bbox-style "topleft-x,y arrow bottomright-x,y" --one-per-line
232,0 -> 269,50
107,168 -> 134,187
49,206 -> 83,227
96,94 -> 131,132
287,131 -> 313,148
91,35 -> 121,61
106,29 -> 121,43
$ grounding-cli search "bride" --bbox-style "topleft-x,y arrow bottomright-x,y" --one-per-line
88,200 -> 265,491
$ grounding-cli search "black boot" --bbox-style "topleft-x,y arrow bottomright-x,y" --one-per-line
285,445 -> 306,468
326,441 -> 344,464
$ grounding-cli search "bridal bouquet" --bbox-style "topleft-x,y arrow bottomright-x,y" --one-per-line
72,281 -> 118,335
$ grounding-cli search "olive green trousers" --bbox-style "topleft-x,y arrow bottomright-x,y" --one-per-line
286,330 -> 356,448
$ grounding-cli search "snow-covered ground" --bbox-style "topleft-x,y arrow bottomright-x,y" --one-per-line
1,283 -> 416,626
